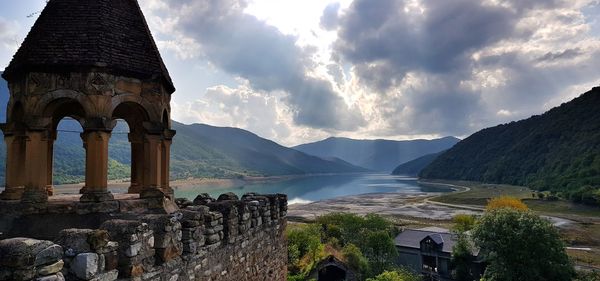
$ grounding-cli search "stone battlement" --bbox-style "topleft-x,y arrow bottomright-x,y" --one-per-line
0,192 -> 288,281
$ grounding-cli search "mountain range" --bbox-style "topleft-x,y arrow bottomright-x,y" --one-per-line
293,136 -> 460,172
391,151 -> 444,176
420,86 -> 600,194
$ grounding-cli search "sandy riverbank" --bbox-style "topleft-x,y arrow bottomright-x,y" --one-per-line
287,192 -> 480,222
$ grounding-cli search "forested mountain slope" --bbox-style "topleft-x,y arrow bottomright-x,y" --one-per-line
421,87 -> 600,197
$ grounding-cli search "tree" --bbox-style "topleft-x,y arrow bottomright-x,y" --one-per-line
452,214 -> 476,232
364,230 -> 399,276
343,243 -> 369,277
287,224 -> 324,275
485,196 -> 528,211
451,233 -> 474,281
366,268 -> 421,281
472,209 -> 574,281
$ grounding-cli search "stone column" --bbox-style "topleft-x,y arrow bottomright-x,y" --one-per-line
80,130 -> 114,202
140,133 -> 163,198
160,138 -> 173,198
45,132 -> 56,196
0,134 -> 26,200
127,133 -> 144,194
21,130 -> 50,203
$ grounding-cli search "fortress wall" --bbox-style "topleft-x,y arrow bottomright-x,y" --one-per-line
0,193 -> 287,281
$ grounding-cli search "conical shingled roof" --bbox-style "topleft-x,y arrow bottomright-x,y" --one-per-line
2,0 -> 175,93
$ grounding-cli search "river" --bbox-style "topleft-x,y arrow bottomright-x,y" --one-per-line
174,173 -> 451,204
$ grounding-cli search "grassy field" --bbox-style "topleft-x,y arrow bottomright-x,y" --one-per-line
428,181 -> 600,218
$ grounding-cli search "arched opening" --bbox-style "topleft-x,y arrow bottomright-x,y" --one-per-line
318,265 -> 346,281
53,117 -> 85,194
44,98 -> 87,195
107,119 -> 131,193
112,102 -> 151,194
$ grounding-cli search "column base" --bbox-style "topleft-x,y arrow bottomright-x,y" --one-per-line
80,190 -> 114,202
0,186 -> 25,200
21,189 -> 49,203
127,184 -> 142,194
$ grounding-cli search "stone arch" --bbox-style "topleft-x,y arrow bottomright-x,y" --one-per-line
111,101 -> 151,133
110,95 -> 161,123
39,97 -> 88,196
34,90 -> 93,122
42,97 -> 88,130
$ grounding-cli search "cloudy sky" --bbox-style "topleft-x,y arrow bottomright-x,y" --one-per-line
1,0 -> 600,146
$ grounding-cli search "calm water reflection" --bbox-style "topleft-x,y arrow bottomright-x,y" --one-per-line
174,174 -> 450,204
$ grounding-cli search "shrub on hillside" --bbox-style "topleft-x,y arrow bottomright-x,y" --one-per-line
485,196 -> 528,211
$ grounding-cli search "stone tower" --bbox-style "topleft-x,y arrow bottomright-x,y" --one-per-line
0,0 -> 176,203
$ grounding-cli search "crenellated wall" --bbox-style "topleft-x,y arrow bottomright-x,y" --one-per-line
0,192 -> 287,281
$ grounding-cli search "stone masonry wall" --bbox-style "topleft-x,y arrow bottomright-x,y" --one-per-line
0,193 -> 287,281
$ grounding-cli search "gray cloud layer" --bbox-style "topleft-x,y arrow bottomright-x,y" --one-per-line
325,0 -> 600,136
160,0 -> 364,131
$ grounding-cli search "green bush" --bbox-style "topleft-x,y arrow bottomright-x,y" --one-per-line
366,268 -> 421,281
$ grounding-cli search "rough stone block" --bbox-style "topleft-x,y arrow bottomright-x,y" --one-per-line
193,193 -> 215,205
55,229 -> 93,255
124,242 -> 142,257
70,253 -> 99,280
37,260 -> 64,276
103,251 -> 118,271
35,272 -> 65,281
217,192 -> 239,201
0,238 -> 61,268
89,269 -> 118,281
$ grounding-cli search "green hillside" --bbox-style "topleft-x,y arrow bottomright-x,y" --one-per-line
420,87 -> 600,204
169,122 -> 367,179
294,136 -> 460,171
391,151 -> 444,176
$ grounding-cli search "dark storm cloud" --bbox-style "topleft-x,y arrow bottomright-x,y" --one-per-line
327,0 -> 596,136
164,0 -> 364,130
335,0 -> 517,90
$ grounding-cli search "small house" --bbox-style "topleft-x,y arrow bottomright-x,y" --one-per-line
394,227 -> 484,281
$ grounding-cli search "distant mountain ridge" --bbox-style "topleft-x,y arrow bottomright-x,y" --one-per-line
420,87 -> 600,192
392,151 -> 444,176
294,136 -> 460,172
169,122 -> 367,179
0,77 -> 365,184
